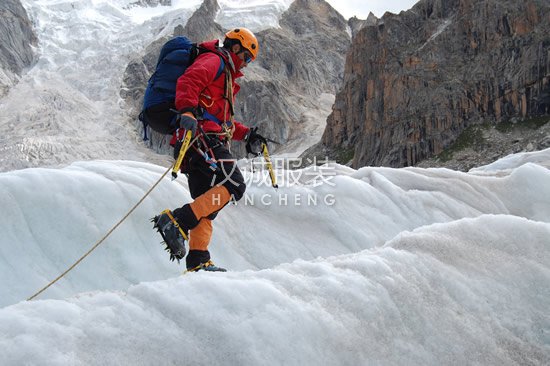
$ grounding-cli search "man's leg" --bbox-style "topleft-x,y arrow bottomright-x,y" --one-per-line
174,185 -> 231,270
176,144 -> 246,271
186,218 -> 212,269
172,185 -> 231,227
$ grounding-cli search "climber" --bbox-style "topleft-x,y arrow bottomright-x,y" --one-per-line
153,27 -> 268,272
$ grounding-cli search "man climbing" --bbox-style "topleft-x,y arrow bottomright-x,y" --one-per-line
153,28 -> 267,272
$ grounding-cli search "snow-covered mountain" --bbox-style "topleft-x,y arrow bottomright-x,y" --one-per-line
0,0 -> 299,172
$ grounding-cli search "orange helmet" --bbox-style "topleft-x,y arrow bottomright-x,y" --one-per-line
225,28 -> 259,61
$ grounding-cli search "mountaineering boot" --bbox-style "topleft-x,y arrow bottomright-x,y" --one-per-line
187,260 -> 227,273
185,250 -> 227,272
152,209 -> 188,262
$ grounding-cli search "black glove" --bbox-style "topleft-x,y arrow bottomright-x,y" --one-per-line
178,113 -> 197,137
245,127 -> 268,156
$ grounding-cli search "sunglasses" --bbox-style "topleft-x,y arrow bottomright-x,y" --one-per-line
242,51 -> 254,64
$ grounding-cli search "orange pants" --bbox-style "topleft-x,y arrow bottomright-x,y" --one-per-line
188,185 -> 231,251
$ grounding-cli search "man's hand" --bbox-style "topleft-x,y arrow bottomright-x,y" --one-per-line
245,127 -> 268,155
179,112 -> 197,137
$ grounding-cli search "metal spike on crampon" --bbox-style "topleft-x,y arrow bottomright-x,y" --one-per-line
152,210 -> 187,263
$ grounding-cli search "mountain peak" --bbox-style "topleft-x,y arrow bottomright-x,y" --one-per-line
281,0 -> 347,36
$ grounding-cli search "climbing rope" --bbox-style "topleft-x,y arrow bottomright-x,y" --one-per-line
27,164 -> 173,301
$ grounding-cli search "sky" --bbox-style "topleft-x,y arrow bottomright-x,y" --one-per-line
326,0 -> 420,18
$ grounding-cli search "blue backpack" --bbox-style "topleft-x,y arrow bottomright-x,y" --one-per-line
140,36 -> 225,139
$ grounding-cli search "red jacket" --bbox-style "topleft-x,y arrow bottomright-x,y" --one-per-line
174,40 -> 249,141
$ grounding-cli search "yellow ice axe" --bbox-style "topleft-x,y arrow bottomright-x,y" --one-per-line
262,142 -> 278,189
172,129 -> 193,180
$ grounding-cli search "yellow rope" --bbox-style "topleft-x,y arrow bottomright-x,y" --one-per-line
26,164 -> 173,301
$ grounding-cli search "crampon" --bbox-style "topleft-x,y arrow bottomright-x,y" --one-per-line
152,209 -> 188,263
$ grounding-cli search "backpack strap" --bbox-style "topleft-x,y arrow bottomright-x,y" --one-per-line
215,57 -> 225,80
195,45 -> 225,81
199,56 -> 227,126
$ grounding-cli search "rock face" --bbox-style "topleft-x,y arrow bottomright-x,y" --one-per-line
121,0 -> 349,156
321,0 -> 550,168
416,117 -> 550,171
348,13 -> 378,37
0,0 -> 36,97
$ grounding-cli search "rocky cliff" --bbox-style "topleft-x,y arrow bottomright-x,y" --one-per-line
348,13 -> 378,37
320,0 -> 550,168
416,115 -> 550,171
0,0 -> 36,97
121,0 -> 349,156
